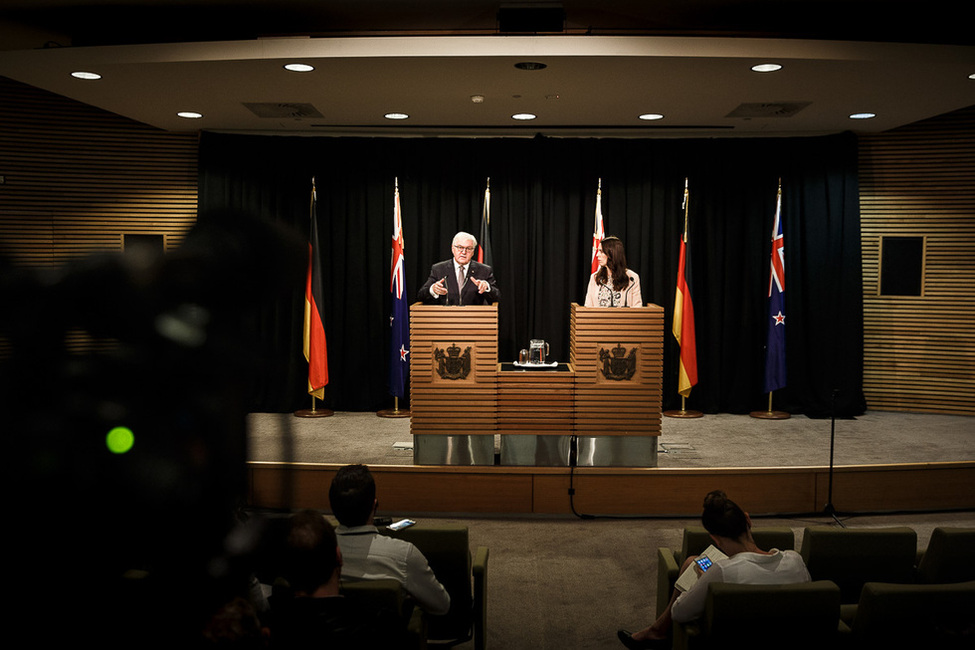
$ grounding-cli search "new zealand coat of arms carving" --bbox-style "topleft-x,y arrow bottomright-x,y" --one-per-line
434,343 -> 472,380
599,343 -> 637,381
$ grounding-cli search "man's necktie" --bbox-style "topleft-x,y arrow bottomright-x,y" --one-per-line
458,265 -> 466,290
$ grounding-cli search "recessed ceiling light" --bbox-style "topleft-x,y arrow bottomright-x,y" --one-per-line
284,63 -> 314,73
470,95 -> 485,104
514,62 -> 547,71
638,113 -> 664,121
71,71 -> 102,80
849,112 -> 877,120
969,73 -> 975,80
385,112 -> 410,120
511,113 -> 537,121
751,63 -> 783,73
177,111 -> 203,119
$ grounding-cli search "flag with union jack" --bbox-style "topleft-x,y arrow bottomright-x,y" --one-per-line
389,179 -> 410,398
590,179 -> 605,275
478,178 -> 493,266
763,184 -> 786,393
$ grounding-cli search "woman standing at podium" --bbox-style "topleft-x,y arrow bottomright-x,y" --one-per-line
585,236 -> 643,307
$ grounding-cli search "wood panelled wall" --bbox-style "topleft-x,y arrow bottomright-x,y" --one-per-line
858,106 -> 975,415
0,76 -> 198,354
0,76 -> 198,264
3,75 -> 973,415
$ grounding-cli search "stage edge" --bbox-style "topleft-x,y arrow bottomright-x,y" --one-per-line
247,461 -> 975,516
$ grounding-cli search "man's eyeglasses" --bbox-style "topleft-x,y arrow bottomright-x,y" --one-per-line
453,245 -> 475,253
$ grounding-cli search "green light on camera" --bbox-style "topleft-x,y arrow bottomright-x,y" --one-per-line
106,426 -> 135,454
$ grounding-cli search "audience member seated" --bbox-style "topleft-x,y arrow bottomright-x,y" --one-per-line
656,524 -> 796,618
268,509 -> 406,649
617,490 -> 811,649
329,464 -> 451,616
201,596 -> 268,649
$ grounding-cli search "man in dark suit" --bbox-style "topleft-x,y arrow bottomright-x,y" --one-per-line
418,231 -> 500,305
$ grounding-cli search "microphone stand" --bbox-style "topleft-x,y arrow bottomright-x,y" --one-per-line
823,388 -> 844,527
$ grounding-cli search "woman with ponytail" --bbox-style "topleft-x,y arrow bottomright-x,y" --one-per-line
617,491 -> 810,649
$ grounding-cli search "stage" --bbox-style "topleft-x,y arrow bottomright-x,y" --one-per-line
246,410 -> 975,516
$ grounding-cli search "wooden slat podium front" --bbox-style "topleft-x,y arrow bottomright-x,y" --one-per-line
569,302 -> 664,436
409,302 -> 663,466
410,304 -> 498,464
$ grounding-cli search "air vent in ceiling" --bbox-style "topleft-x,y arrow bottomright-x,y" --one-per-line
243,102 -> 324,119
726,102 -> 811,118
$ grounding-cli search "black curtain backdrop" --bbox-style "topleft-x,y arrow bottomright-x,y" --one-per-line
198,132 -> 866,418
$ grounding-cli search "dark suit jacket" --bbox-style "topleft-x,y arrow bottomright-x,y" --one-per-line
418,259 -> 501,305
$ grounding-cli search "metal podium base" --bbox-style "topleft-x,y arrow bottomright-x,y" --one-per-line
413,434 -> 658,467
413,434 -> 495,466
575,435 -> 658,467
501,435 -> 657,467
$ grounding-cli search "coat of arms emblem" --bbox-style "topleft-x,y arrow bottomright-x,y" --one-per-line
598,343 -> 637,381
434,343 -> 472,380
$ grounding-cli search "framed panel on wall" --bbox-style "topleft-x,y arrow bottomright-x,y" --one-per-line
879,235 -> 925,296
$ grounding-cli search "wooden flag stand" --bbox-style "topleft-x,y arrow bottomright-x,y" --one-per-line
750,392 -> 790,420
295,395 -> 333,418
664,395 -> 703,418
377,396 -> 411,418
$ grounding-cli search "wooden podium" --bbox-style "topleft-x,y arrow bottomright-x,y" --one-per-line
410,304 -> 498,465
408,302 -> 664,467
569,302 -> 664,466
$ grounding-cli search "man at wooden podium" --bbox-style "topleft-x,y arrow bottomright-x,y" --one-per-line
418,231 -> 501,305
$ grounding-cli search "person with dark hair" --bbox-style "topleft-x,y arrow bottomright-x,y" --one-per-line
617,490 -> 810,649
268,509 -> 403,650
585,236 -> 643,307
329,465 -> 451,616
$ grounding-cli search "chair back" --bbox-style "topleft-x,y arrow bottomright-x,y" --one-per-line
680,525 -> 796,562
673,580 -> 841,649
851,580 -> 975,648
705,581 -> 841,648
800,526 -> 917,602
916,527 -> 975,584
340,578 -> 414,622
384,524 -> 475,644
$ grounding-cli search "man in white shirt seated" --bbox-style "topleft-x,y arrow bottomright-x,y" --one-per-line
329,464 -> 451,616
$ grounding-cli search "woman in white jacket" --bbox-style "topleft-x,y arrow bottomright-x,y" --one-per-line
585,236 -> 643,308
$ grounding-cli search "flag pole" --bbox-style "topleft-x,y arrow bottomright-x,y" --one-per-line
751,179 -> 789,420
296,176 -> 334,418
665,178 -> 702,419
378,395 -> 410,418
378,176 -> 411,419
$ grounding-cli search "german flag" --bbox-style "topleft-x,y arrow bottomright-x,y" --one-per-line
303,181 -> 328,400
673,179 -> 698,398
